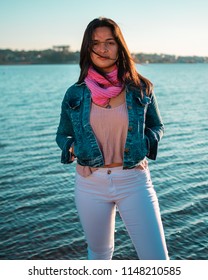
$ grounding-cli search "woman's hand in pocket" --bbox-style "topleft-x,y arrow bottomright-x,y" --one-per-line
137,159 -> 148,170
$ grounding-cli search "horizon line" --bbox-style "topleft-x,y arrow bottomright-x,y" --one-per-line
0,47 -> 207,58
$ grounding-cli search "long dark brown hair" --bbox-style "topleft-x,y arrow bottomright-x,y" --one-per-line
78,17 -> 152,95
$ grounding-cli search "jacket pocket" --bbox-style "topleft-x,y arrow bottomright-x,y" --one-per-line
68,99 -> 82,110
135,95 -> 151,107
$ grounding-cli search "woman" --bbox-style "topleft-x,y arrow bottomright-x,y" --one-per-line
56,17 -> 169,260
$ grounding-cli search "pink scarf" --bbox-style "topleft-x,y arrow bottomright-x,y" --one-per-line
85,66 -> 123,106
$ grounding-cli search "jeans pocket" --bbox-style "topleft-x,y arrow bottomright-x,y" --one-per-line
135,168 -> 153,186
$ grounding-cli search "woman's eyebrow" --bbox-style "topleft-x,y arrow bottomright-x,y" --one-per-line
92,38 -> 115,42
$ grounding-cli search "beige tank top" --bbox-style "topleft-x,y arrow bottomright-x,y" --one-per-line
76,101 -> 128,177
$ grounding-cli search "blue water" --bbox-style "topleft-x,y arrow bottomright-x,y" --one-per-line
0,64 -> 207,260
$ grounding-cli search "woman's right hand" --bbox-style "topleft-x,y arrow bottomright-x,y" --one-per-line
69,146 -> 76,162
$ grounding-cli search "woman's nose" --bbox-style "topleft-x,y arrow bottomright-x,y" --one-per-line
98,42 -> 108,52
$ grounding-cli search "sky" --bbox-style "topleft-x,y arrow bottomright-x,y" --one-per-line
0,0 -> 208,56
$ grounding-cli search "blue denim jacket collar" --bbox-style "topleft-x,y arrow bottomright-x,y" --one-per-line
74,81 -> 151,105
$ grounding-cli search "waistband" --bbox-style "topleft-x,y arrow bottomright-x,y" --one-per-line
95,166 -> 136,175
98,166 -> 123,172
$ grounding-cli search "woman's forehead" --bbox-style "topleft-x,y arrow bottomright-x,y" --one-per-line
92,27 -> 114,41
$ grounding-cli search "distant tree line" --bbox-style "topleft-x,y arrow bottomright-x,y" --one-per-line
0,48 -> 207,65
0,49 -> 79,65
133,53 -> 208,64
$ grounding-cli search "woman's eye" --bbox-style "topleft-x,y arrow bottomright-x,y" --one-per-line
107,41 -> 115,46
91,40 -> 116,50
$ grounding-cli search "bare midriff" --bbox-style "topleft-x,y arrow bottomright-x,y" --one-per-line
102,163 -> 123,168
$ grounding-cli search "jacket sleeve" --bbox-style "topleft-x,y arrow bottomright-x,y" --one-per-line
56,90 -> 75,164
145,91 -> 164,160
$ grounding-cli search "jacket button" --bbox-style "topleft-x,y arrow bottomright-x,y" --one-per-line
124,148 -> 129,153
127,105 -> 132,110
128,126 -> 133,131
107,170 -> 111,174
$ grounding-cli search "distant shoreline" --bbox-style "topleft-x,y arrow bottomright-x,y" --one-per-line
0,48 -> 207,65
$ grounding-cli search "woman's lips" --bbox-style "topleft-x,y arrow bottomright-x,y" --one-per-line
97,56 -> 109,60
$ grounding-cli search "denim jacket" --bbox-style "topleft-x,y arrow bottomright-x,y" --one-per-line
56,82 -> 164,169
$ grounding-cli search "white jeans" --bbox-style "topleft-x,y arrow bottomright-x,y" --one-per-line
75,166 -> 169,260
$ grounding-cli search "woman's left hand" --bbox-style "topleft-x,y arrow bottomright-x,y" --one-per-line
137,159 -> 148,170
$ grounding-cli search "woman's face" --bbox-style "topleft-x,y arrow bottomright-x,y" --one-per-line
90,27 -> 118,73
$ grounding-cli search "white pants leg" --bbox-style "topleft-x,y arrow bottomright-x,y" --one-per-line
75,167 -> 169,260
